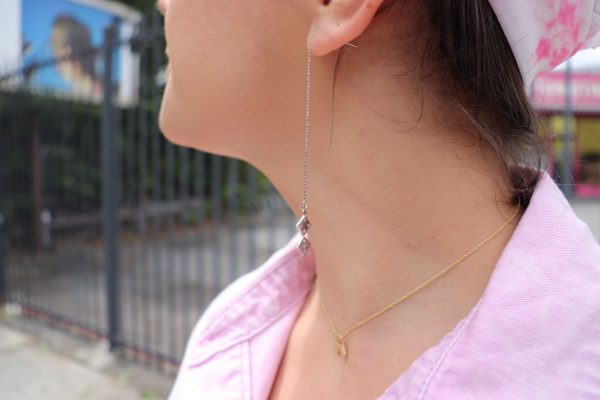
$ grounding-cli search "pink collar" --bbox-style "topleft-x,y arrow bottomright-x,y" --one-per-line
178,169 -> 600,398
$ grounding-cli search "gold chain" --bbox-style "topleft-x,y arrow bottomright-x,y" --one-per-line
315,202 -> 521,358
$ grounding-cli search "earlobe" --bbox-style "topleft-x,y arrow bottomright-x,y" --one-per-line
307,0 -> 383,56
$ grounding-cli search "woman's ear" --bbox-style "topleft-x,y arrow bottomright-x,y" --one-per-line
308,0 -> 385,56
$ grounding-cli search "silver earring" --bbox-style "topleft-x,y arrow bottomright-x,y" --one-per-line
295,38 -> 358,256
295,37 -> 313,256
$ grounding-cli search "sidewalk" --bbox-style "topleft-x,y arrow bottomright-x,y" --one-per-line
571,199 -> 600,242
0,312 -> 172,400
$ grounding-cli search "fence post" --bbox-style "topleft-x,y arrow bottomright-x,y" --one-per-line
561,58 -> 574,200
102,22 -> 121,350
0,214 -> 5,304
32,118 -> 43,253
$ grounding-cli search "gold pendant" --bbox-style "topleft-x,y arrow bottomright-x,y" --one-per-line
337,341 -> 347,357
335,334 -> 347,358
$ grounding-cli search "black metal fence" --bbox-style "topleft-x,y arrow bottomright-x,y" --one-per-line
0,12 -> 297,373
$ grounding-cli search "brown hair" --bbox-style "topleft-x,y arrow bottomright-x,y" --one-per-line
52,14 -> 97,80
334,0 -> 549,209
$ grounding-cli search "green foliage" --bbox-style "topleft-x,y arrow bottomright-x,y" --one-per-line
0,91 -> 103,224
0,89 -> 274,248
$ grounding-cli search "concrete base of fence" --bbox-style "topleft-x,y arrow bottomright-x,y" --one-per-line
0,311 -> 173,400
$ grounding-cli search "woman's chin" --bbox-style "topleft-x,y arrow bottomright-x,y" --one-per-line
158,87 -> 191,148
159,95 -> 227,156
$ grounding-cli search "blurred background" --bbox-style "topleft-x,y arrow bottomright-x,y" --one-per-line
0,0 -> 598,399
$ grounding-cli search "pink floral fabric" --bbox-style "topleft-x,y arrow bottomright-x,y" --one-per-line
488,0 -> 600,87
168,170 -> 600,399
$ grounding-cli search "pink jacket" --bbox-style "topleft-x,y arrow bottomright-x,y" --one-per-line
168,170 -> 600,399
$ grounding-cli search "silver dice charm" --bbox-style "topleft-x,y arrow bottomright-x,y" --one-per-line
295,214 -> 311,256
296,214 -> 311,235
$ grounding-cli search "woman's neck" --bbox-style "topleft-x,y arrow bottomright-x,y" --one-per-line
253,29 -> 523,343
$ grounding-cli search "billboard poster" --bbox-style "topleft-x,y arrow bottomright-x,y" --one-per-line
2,0 -> 141,106
531,72 -> 600,113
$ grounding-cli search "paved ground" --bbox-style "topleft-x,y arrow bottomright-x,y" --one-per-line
0,311 -> 173,400
571,199 -> 600,242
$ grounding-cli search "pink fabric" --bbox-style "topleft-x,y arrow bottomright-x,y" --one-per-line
488,0 -> 600,87
168,170 -> 600,399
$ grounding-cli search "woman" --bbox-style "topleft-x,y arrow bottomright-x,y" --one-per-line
158,0 -> 600,398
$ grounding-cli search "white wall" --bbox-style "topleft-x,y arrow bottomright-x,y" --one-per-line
0,0 -> 22,74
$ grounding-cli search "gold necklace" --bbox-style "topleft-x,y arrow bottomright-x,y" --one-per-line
315,202 -> 521,359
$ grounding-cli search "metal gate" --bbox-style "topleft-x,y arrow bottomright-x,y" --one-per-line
0,11 -> 296,373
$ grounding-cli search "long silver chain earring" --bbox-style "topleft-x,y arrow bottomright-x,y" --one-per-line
295,36 -> 314,256
295,38 -> 358,256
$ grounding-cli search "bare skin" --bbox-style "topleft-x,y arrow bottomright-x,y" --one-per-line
157,0 -> 524,398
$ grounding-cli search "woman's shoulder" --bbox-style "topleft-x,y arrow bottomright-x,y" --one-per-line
167,232 -> 315,399
410,173 -> 600,399
178,232 -> 315,362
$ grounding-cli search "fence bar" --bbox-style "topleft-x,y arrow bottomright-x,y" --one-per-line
561,58 -> 574,199
179,146 -> 190,354
194,152 -> 207,312
248,166 -> 258,274
150,10 -> 164,368
227,158 -> 239,280
137,24 -> 151,364
0,94 -> 5,304
32,118 -> 43,253
102,23 -> 121,350
0,214 -> 5,304
125,100 -> 138,361
211,155 -> 223,297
